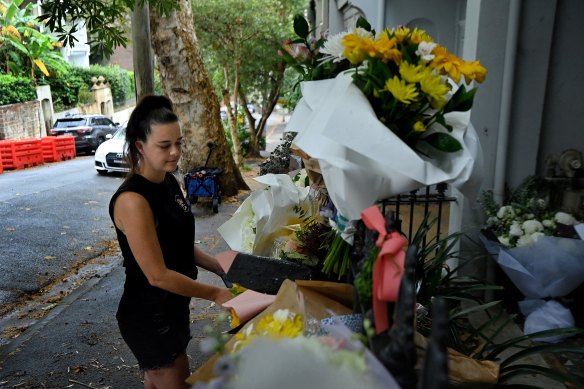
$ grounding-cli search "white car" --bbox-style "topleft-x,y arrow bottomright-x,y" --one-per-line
94,126 -> 129,174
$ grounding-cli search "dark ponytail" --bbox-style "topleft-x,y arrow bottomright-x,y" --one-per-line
125,95 -> 178,175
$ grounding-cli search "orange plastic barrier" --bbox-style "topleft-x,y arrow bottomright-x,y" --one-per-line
41,136 -> 76,162
0,147 -> 3,174
0,138 -> 45,170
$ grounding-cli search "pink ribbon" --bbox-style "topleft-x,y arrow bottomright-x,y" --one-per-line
361,205 -> 408,334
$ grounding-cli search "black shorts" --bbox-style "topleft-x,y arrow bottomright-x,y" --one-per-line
117,315 -> 191,371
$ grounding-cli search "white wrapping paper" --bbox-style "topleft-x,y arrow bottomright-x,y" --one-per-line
287,72 -> 484,220
218,174 -> 314,256
481,234 -> 584,341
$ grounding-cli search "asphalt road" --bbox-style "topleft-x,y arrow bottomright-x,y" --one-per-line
0,156 -> 123,316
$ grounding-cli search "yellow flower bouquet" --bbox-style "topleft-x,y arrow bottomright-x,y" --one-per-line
281,16 -> 487,220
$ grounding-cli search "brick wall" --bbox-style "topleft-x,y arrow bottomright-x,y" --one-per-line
0,100 -> 44,140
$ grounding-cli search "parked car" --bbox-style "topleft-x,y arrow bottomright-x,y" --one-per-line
94,125 -> 128,175
49,114 -> 119,153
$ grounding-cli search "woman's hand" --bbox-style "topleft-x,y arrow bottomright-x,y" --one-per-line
213,287 -> 233,305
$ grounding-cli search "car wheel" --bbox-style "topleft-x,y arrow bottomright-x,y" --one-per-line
97,136 -> 106,146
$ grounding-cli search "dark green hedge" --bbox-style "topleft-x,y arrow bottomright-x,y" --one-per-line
0,74 -> 37,105
73,65 -> 134,107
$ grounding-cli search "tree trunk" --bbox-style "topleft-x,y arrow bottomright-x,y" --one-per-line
252,60 -> 286,153
239,91 -> 260,157
132,0 -> 155,98
149,0 -> 248,195
223,64 -> 243,166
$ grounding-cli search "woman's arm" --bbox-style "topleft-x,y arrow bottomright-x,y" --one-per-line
193,246 -> 225,274
113,191 -> 232,304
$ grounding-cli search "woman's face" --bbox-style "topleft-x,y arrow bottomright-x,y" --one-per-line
136,121 -> 182,175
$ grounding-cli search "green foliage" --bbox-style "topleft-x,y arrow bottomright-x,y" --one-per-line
193,0 -> 305,111
0,73 -> 36,105
223,118 -> 265,157
38,0 -> 178,58
73,65 -> 134,107
48,67 -> 84,110
77,83 -> 94,105
0,0 -> 68,82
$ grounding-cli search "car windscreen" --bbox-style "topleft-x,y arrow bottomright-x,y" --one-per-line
112,128 -> 126,140
53,118 -> 87,128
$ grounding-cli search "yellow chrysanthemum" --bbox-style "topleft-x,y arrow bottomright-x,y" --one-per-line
342,33 -> 368,65
429,45 -> 477,84
0,4 -> 6,15
233,309 -> 304,350
419,72 -> 450,101
459,60 -> 488,84
410,28 -> 434,44
385,76 -> 419,104
399,62 -> 424,84
413,121 -> 427,132
372,33 -> 401,63
391,26 -> 411,44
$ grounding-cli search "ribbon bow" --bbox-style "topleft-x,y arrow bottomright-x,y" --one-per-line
361,205 -> 408,334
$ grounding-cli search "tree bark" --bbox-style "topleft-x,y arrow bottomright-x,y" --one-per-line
149,0 -> 248,195
132,0 -> 155,98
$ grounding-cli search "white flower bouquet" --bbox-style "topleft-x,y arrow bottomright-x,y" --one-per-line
480,178 -> 584,341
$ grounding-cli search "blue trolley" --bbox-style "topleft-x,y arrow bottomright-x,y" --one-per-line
184,143 -> 222,213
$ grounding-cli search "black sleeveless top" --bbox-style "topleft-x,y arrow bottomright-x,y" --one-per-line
109,173 -> 198,324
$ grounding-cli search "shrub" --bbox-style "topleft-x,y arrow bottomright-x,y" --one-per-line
223,119 -> 266,157
73,65 -> 134,107
48,69 -> 84,110
0,74 -> 37,105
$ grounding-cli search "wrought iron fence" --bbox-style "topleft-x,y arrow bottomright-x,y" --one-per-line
379,183 -> 457,247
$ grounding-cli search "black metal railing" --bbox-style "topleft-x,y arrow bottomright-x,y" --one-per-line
379,183 -> 456,248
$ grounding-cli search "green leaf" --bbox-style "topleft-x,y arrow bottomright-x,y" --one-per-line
444,85 -> 477,113
420,132 -> 463,152
500,345 -> 584,369
497,364 -> 582,386
293,14 -> 309,39
484,327 -> 584,360
356,16 -> 372,32
449,300 -> 500,319
434,113 -> 453,132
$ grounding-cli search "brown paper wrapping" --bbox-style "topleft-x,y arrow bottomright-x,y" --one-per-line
414,332 -> 500,388
290,144 -> 326,189
187,280 -> 500,387
186,280 -> 353,385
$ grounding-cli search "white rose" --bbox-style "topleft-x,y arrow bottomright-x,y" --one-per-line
516,234 -> 534,247
555,212 -> 577,225
509,221 -> 524,237
522,219 -> 544,235
415,41 -> 437,62
497,206 -> 515,220
542,219 -> 555,228
498,236 -> 511,247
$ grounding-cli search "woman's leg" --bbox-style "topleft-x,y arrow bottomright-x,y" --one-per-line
143,353 -> 190,389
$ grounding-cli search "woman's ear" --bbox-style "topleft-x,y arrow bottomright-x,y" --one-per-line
135,140 -> 145,155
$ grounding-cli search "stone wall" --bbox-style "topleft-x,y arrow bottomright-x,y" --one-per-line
0,100 -> 44,140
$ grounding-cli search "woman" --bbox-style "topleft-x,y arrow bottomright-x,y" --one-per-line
109,95 -> 232,388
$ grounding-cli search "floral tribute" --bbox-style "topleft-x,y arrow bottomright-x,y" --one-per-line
480,176 -> 580,248
281,15 -> 487,153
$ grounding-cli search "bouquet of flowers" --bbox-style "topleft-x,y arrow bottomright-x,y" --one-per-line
480,177 -> 580,248
193,309 -> 399,389
479,176 -> 584,341
281,15 -> 487,154
280,16 -> 486,221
